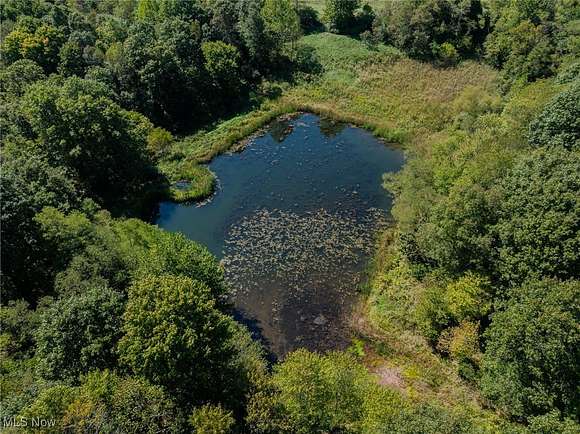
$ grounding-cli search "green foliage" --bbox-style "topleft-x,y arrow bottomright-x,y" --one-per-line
322,0 -> 360,34
135,0 -> 159,21
416,180 -> 496,274
414,278 -> 452,343
452,85 -> 502,132
147,126 -> 174,156
19,76 -> 155,209
483,0 -> 578,88
437,321 -> 481,380
0,300 -> 38,358
189,404 -> 235,434
118,274 -> 232,405
493,147 -> 580,285
117,219 -> 226,297
35,285 -> 124,382
433,41 -> 459,66
262,0 -> 302,51
202,40 -> 241,90
1,21 -> 65,72
528,81 -> 580,149
57,41 -> 87,77
0,59 -> 45,99
247,350 -> 372,432
247,348 -> 486,433
2,1 -> 579,432
374,0 -> 488,60
33,206 -> 226,302
527,411 -> 580,434
65,371 -> 179,433
485,20 -> 556,88
19,385 -> 78,432
444,272 -> 492,322
0,142 -> 82,300
480,279 -> 580,420
23,370 -> 181,433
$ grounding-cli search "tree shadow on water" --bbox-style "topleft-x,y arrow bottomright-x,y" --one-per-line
231,308 -> 278,365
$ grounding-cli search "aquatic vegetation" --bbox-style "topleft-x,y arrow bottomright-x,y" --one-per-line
222,207 -> 390,355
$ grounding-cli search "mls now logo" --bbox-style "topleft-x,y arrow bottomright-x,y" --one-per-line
3,416 -> 56,428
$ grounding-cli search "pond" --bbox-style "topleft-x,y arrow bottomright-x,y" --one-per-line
156,113 -> 405,359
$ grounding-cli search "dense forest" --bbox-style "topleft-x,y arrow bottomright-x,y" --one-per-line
1,0 -> 579,433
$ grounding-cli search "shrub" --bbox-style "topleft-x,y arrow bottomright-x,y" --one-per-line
433,41 -> 459,66
437,321 -> 481,380
147,126 -> 174,157
189,404 -> 235,434
415,281 -> 451,343
443,272 -> 491,323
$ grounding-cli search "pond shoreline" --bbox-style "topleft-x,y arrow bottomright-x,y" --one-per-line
155,113 -> 405,358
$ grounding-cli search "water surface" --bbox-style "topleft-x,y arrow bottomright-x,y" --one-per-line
156,113 -> 404,357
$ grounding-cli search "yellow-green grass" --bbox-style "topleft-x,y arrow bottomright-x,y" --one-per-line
286,33 -> 498,148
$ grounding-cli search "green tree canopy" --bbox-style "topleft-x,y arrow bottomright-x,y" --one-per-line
493,146 -> 580,285
35,285 -> 125,381
375,0 -> 488,60
0,142 -> 81,300
323,0 -> 359,34
19,76 -> 155,209
528,81 -> 580,149
118,274 -> 233,405
262,0 -> 301,50
1,21 -> 65,72
63,370 -> 180,433
480,279 -> 580,420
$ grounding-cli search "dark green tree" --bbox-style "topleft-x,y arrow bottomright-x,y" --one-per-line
0,142 -> 81,300
19,76 -> 155,209
528,81 -> 580,149
375,0 -> 488,60
58,40 -> 87,77
493,147 -> 580,285
0,59 -> 45,99
35,285 -> 125,381
480,279 -> 580,420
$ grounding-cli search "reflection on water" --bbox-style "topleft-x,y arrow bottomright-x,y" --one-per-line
156,113 -> 405,358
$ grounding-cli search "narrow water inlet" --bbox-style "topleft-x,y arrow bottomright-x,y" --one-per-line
155,113 -> 405,358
